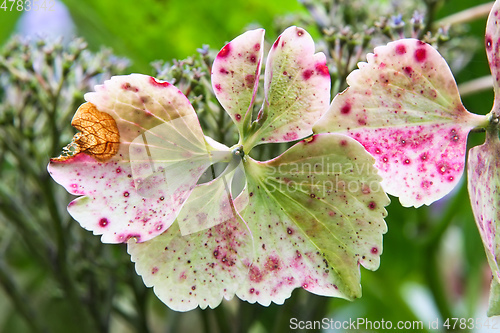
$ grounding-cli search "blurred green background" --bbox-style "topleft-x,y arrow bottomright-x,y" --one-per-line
0,0 -> 499,332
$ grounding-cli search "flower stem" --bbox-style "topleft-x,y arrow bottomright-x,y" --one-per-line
436,2 -> 494,27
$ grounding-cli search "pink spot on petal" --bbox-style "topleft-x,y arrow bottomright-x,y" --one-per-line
340,103 -> 351,114
249,266 -> 263,282
245,74 -> 255,87
218,43 -> 231,57
302,69 -> 314,80
414,48 -> 427,62
151,267 -> 158,274
371,247 -> 379,254
315,63 -> 329,76
149,76 -> 170,88
235,114 -> 242,121
283,132 -> 298,140
273,36 -> 281,48
404,66 -> 413,75
215,84 -> 222,92
396,44 -> 406,55
99,218 -> 108,227
486,35 -> 493,51
248,54 -> 257,63
265,256 -> 281,271
254,43 -> 261,51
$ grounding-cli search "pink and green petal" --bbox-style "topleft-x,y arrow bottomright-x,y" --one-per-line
48,74 -> 232,243
128,218 -> 254,311
85,74 -> 200,160
129,133 -> 388,310
314,39 -> 488,207
211,29 -> 265,135
177,158 -> 245,236
486,0 -> 500,109
237,134 -> 389,304
246,26 -> 330,148
467,133 -> 500,316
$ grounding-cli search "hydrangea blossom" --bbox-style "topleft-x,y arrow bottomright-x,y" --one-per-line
48,27 -> 389,311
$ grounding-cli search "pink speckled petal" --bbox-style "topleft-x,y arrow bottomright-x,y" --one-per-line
486,0 -> 500,106
237,134 -> 388,304
128,134 -> 388,310
48,74 -> 231,243
177,157 -> 246,236
314,39 -> 488,207
128,215 -> 254,312
212,29 -> 265,135
468,133 -> 500,316
246,26 -> 331,147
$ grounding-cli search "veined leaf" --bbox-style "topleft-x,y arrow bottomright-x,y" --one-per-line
244,26 -> 331,149
468,133 -> 500,317
129,133 -> 388,310
237,133 -> 389,303
314,39 -> 487,207
48,74 -> 232,243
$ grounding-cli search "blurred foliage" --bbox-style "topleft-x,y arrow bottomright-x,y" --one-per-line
0,0 -> 498,332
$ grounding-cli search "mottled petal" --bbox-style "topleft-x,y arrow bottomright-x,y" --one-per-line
48,74 -> 231,243
128,217 -> 254,311
237,134 -> 389,304
177,157 -> 245,236
247,26 -> 330,147
467,133 -> 500,316
486,0 -> 500,106
212,29 -> 265,135
314,39 -> 488,207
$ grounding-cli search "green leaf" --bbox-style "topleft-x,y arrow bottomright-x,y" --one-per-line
314,39 -> 487,207
467,133 -> 500,317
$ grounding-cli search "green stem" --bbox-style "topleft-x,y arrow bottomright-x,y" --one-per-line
421,0 -> 440,38
130,270 -> 151,333
213,304 -> 231,333
458,76 -> 493,97
436,2 -> 494,27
